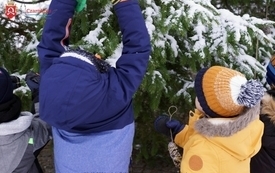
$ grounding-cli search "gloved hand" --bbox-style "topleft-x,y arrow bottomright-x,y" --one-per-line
25,71 -> 40,104
166,119 -> 184,138
75,0 -> 86,12
154,114 -> 184,138
25,71 -> 40,114
10,76 -> 21,90
25,71 -> 40,92
75,0 -> 123,12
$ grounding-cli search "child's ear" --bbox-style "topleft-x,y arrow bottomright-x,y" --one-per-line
195,97 -> 204,114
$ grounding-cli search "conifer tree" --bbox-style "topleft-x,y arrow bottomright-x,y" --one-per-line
0,3 -> 41,110
211,0 -> 275,20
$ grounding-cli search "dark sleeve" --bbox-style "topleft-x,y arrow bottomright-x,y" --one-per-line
37,0 -> 76,75
14,110 -> 50,173
32,103 -> 52,142
109,0 -> 151,101
260,115 -> 275,149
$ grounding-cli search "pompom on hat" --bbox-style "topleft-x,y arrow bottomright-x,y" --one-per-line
195,66 -> 264,118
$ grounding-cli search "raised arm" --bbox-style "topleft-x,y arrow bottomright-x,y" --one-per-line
109,0 -> 151,101
37,0 -> 76,75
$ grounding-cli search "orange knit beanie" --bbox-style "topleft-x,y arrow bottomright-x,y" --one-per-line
194,66 -> 264,118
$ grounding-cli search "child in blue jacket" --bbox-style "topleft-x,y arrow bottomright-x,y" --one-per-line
37,0 -> 151,172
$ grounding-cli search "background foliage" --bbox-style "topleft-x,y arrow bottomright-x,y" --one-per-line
0,0 -> 275,167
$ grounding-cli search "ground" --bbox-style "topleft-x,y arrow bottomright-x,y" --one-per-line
38,141 -> 179,173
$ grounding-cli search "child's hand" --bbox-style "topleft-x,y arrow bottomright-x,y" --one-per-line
154,114 -> 184,138
10,76 -> 21,90
76,0 -> 86,12
25,71 -> 40,104
25,71 -> 40,92
166,120 -> 184,137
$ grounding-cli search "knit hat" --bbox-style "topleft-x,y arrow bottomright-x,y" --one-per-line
266,54 -> 275,87
0,68 -> 13,104
195,66 -> 264,118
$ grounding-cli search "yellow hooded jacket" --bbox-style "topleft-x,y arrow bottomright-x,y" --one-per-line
175,103 -> 264,173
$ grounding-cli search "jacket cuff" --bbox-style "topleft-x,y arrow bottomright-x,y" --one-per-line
114,0 -> 138,10
56,0 -> 77,6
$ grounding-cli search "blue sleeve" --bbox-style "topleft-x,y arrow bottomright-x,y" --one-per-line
37,0 -> 76,75
110,0 -> 151,101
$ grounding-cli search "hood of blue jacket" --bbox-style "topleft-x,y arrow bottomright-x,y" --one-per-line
40,56 -> 134,133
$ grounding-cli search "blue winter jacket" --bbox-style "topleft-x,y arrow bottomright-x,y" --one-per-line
37,0 -> 151,133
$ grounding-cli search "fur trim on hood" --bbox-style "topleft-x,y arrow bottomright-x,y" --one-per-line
261,93 -> 275,124
194,103 -> 260,137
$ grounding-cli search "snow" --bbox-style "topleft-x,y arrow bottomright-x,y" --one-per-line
25,32 -> 39,52
191,20 -> 207,56
165,34 -> 179,57
83,4 -> 112,46
152,70 -> 163,84
144,5 -> 157,37
105,43 -> 123,67
10,73 -> 30,93
176,80 -> 193,97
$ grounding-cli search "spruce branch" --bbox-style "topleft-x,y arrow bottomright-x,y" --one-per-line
0,16 -> 36,36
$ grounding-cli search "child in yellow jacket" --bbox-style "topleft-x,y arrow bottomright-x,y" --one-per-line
155,66 -> 265,173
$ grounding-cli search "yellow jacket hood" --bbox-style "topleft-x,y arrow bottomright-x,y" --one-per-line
194,103 -> 262,160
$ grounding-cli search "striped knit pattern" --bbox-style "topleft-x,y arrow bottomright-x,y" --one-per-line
195,66 -> 264,118
237,80 -> 264,108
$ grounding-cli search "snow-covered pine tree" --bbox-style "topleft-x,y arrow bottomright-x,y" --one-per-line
2,0 -> 275,163
211,0 -> 275,20
0,2 -> 45,110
